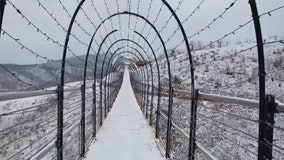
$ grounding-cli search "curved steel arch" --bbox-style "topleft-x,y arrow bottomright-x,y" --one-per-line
98,38 -> 155,114
60,1 -> 195,158
93,30 -> 118,128
105,49 -> 151,108
95,44 -> 150,126
99,37 -> 161,125
110,56 -> 146,109
134,30 -> 162,131
100,49 -> 152,123
80,12 -> 173,156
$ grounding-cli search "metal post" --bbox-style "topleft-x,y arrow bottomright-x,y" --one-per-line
260,95 -> 276,159
248,1 -> 268,159
149,83 -> 154,125
165,87 -> 174,158
188,89 -> 199,160
92,84 -> 97,137
257,95 -> 276,159
56,85 -> 64,160
0,0 -> 6,36
146,84 -> 150,119
80,85 -> 86,157
155,85 -> 162,138
99,77 -> 105,118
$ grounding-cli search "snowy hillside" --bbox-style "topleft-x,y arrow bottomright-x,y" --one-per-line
0,71 -> 122,160
139,36 -> 284,159
0,54 -> 112,92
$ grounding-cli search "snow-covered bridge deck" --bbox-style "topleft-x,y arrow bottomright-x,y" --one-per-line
85,69 -> 164,160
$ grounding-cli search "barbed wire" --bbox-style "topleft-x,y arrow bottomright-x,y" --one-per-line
74,0 -> 101,47
188,0 -> 238,40
103,0 -> 115,45
0,64 -> 39,90
7,0 -> 88,63
89,0 -> 114,47
58,0 -> 92,37
36,0 -> 94,52
147,0 -> 185,48
162,0 -> 239,51
138,0 -> 153,40
4,99 -> 94,160
1,28 -> 90,67
166,4 -> 284,52
0,29 -> 96,91
153,0 -> 206,52
127,0 -> 132,48
1,29 -> 54,62
144,3 -> 164,42
194,40 -> 284,66
132,0 -> 141,49
194,120 -> 258,157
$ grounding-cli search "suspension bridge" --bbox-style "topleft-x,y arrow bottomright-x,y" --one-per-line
0,0 -> 284,160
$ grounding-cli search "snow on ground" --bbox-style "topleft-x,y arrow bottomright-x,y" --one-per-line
0,79 -> 110,159
85,69 -> 164,160
135,36 -> 284,159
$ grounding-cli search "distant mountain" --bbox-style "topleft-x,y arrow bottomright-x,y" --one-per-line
0,54 -> 112,92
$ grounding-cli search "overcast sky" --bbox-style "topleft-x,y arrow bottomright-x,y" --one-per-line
0,0 -> 283,64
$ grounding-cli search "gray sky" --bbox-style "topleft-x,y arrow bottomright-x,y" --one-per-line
0,0 -> 283,64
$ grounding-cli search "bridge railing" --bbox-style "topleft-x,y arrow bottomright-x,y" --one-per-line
0,73 -> 123,160
1,0 -> 284,159
131,78 -> 284,159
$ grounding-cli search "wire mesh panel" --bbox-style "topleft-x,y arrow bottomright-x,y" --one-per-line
0,95 -> 57,159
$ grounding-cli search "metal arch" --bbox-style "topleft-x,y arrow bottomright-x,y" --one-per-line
63,1 -> 194,158
101,47 -> 124,113
0,0 -> 6,35
161,0 -> 197,157
109,53 -> 147,106
86,11 -> 173,157
58,1 -> 85,159
100,49 -> 151,118
133,31 -> 162,128
94,37 -> 155,113
80,12 -> 173,156
105,52 -> 148,112
95,36 -> 161,127
111,13 -> 172,157
105,52 -> 139,112
100,38 -> 159,121
104,48 -> 126,112
94,30 -> 118,126
97,46 -> 150,124
110,57 -> 145,106
106,50 -> 150,111
126,47 -> 153,116
97,37 -> 155,117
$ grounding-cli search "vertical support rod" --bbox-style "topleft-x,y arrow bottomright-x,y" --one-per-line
92,84 -> 97,137
57,85 -> 64,160
188,89 -> 199,160
146,82 -> 150,119
80,85 -> 86,157
149,83 -> 154,125
155,85 -> 162,138
99,76 -> 105,118
263,95 -> 276,159
0,0 -> 6,36
165,87 -> 174,158
59,1 -> 85,159
248,0 -> 268,159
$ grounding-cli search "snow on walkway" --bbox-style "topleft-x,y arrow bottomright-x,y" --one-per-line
85,69 -> 164,160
